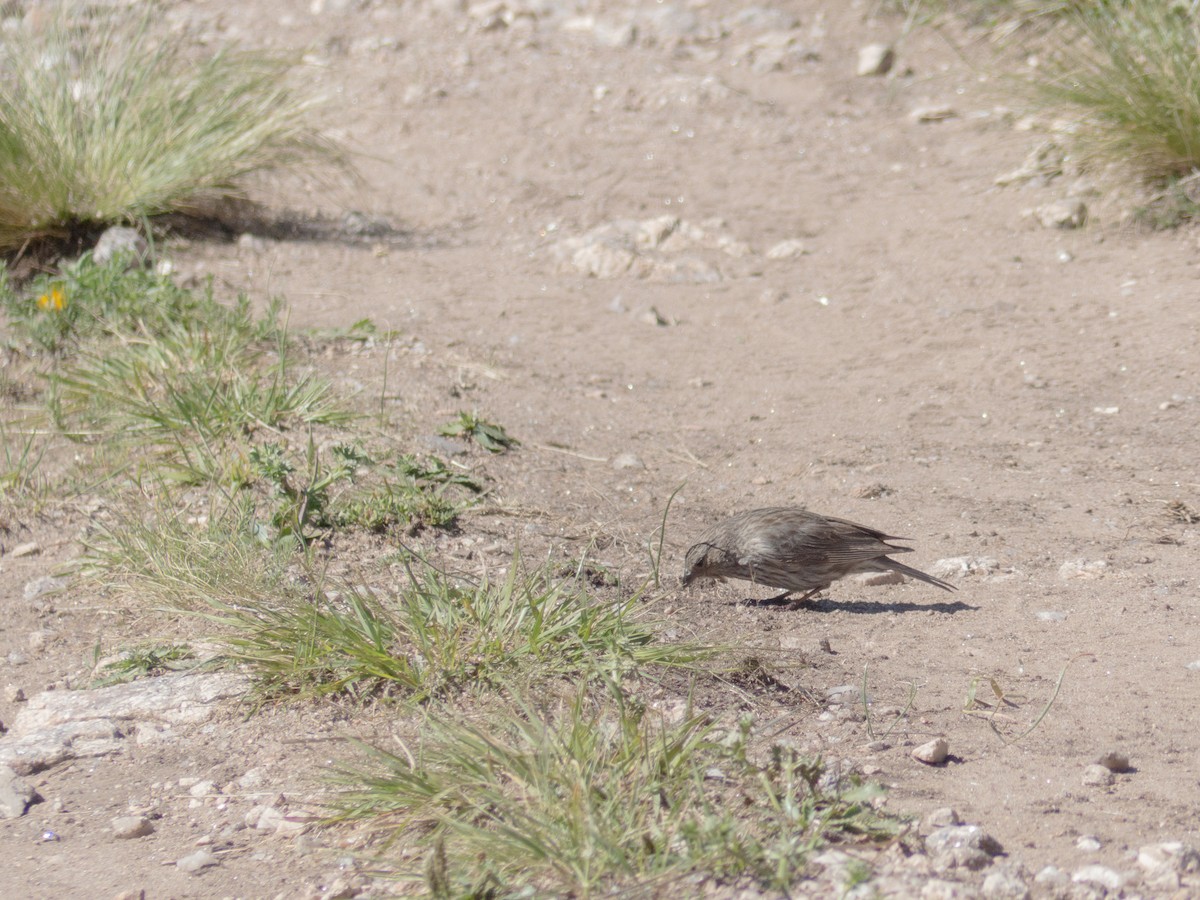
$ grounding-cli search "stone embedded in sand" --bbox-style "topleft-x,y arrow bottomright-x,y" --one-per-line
1071,864 -> 1124,891
1081,764 -> 1115,787
857,43 -> 895,77
1035,198 -> 1087,229
921,807 -> 962,834
765,239 -> 807,260
10,542 -> 40,558
1096,750 -> 1131,773
912,737 -> 949,765
111,815 -> 154,839
176,849 -> 218,874
1076,835 -> 1102,852
910,104 -> 956,123
0,767 -> 39,818
1058,559 -> 1107,580
925,824 -> 1003,871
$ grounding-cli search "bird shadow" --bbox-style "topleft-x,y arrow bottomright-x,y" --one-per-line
729,596 -> 979,615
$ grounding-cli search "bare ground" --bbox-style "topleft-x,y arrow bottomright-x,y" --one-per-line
3,0 -> 1200,897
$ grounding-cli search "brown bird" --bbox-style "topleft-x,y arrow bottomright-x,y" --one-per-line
682,507 -> 954,606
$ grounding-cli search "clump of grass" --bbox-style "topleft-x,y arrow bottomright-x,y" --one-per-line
0,6 -> 341,248
200,552 -> 714,702
438,410 -> 519,453
333,685 -> 899,896
92,643 -> 196,687
1029,1 -> 1200,179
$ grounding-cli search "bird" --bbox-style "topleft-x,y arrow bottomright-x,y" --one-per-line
681,507 -> 954,606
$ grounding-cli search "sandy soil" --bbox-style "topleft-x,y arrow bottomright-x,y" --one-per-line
3,0 -> 1200,897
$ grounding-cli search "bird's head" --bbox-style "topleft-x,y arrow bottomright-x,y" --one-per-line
681,541 -> 720,587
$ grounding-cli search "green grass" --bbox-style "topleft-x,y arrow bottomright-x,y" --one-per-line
1021,2 -> 1200,180
333,684 -> 900,896
0,6 -> 341,248
197,551 -> 715,702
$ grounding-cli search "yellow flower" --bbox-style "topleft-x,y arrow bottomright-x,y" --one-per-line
36,286 -> 66,312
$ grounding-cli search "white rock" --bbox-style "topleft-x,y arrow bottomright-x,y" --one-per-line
1076,834 -> 1102,851
981,867 -> 1030,899
920,807 -> 962,833
188,780 -> 219,798
928,556 -> 1000,579
857,43 -> 895,77
766,239 -> 807,259
94,227 -> 149,268
1071,864 -> 1123,891
1058,559 -> 1107,580
9,542 -> 40,558
176,849 -> 218,874
1035,198 -> 1087,229
111,815 -> 154,839
912,737 -> 949,765
1082,764 -> 1114,787
911,104 -> 956,123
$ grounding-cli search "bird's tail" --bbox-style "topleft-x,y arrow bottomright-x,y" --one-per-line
883,558 -> 956,592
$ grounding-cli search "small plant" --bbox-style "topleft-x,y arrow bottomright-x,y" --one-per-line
92,644 -> 196,687
438,410 -> 519,453
332,684 -> 899,895
963,654 -> 1091,745
251,439 -> 368,543
0,6 -> 342,248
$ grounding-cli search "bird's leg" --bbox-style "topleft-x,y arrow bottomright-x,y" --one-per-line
744,586 -> 827,609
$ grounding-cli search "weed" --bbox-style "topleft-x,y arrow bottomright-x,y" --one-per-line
438,410 -> 519,453
92,644 -> 196,687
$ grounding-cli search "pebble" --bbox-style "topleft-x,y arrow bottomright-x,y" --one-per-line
1071,864 -> 1124,891
0,766 -> 39,818
23,576 -> 68,603
111,815 -> 154,839
1076,835 -> 1102,851
93,226 -> 149,268
857,43 -> 895,77
188,780 -> 219,798
929,556 -> 1000,579
3,685 -> 26,703
1096,750 -> 1130,772
921,807 -> 962,834
765,238 -> 807,259
1035,198 -> 1087,229
1033,866 -> 1070,890
176,849 -> 219,874
926,825 -> 1003,872
610,453 -> 645,471
981,867 -> 1030,899
9,542 -> 40,558
912,737 -> 949,765
1035,610 -> 1067,622
1081,764 -> 1114,787
910,104 -> 956,123
1057,559 -> 1107,580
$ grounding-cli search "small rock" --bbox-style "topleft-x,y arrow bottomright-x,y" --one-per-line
420,435 -> 468,457
1035,198 -> 1087,229
1072,864 -> 1124,891
911,104 -> 956,123
188,780 -> 218,798
114,891 -> 146,900
23,576 -> 68,602
319,877 -> 358,900
236,233 -> 267,253
1081,764 -> 1115,787
27,631 -> 51,652
1035,610 -> 1067,622
926,825 -> 1003,872
1058,559 -> 1107,580
864,740 -> 889,752
921,807 -> 962,834
1138,841 -> 1200,889
912,737 -> 949,765
1076,835 -> 1102,852
765,238 -> 807,259
0,767 -> 40,818
981,867 -> 1030,899
995,141 -> 1065,187
176,849 -> 218,874
1096,750 -> 1130,773
611,453 -> 645,471
9,542 -> 40,558
855,569 -> 905,587
1033,866 -> 1070,889
928,556 -> 1000,579
111,815 -> 154,839
3,685 -> 26,703
94,226 -> 149,268
857,43 -> 895,77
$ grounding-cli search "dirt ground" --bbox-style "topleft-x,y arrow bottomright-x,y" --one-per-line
3,0 -> 1200,897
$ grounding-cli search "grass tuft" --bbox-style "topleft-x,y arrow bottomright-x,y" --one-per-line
0,7 -> 342,248
332,683 -> 900,895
